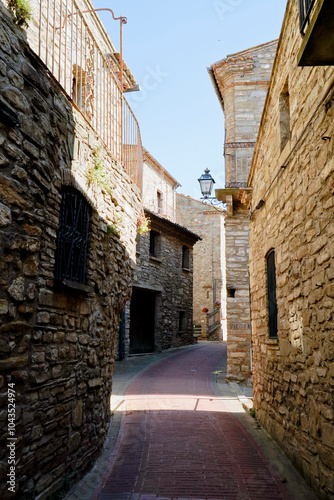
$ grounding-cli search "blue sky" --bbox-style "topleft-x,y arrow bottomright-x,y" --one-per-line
93,0 -> 287,199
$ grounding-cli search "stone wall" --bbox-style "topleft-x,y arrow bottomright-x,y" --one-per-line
176,194 -> 225,339
0,5 -> 141,499
224,203 -> 251,379
142,149 -> 178,221
122,210 -> 200,357
211,41 -> 277,382
248,1 -> 334,497
210,41 -> 278,185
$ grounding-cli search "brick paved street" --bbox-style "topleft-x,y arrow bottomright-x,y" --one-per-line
90,343 -> 297,500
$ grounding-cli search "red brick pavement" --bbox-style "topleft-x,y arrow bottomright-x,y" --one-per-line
93,344 -> 291,500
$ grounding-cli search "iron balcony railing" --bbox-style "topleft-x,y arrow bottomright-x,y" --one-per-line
27,0 -> 143,192
145,200 -> 179,224
298,0 -> 317,34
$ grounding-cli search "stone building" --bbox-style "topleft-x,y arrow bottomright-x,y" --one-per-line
0,1 -> 143,498
142,148 -> 180,221
117,152 -> 201,359
248,1 -> 334,498
208,40 -> 277,381
177,193 -> 225,340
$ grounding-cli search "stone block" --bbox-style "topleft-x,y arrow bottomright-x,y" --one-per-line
31,352 -> 45,364
88,378 -> 102,388
2,85 -> 30,113
8,276 -> 25,301
0,299 -> 9,314
280,338 -> 291,357
0,321 -> 30,335
8,235 -> 40,252
68,432 -> 81,453
322,423 -> 334,450
0,356 -> 28,370
11,370 -> 28,381
72,400 -> 83,428
37,312 -> 50,324
0,201 -> 11,226
23,255 -> 39,276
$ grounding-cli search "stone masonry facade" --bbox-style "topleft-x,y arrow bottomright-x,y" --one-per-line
124,210 -> 200,356
210,41 -> 277,382
142,149 -> 179,221
0,4 -> 141,499
249,1 -> 334,498
177,193 -> 225,340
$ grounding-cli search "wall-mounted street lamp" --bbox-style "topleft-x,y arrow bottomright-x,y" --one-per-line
198,168 -> 224,207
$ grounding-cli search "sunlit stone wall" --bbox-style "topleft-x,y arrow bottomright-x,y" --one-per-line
249,1 -> 334,497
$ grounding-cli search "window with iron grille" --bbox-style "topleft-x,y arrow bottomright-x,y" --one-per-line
55,186 -> 91,286
266,250 -> 278,338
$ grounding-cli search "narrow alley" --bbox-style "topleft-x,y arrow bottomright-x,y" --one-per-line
68,343 -> 318,500
1,1 -> 333,499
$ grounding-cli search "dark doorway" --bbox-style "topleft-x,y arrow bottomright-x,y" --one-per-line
130,288 -> 156,354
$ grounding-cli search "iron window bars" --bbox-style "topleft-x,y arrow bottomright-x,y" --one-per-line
299,0 -> 316,34
55,187 -> 91,286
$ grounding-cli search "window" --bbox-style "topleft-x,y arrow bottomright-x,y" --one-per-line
178,311 -> 186,332
149,230 -> 161,259
182,245 -> 190,269
298,0 -> 316,34
227,287 -> 236,298
266,250 -> 278,338
55,187 -> 91,285
157,190 -> 163,214
279,82 -> 290,152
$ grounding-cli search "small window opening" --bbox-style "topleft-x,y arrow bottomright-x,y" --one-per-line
149,230 -> 161,259
182,245 -> 190,269
279,82 -> 291,152
227,287 -> 236,298
157,190 -> 163,214
179,311 -> 186,332
266,249 -> 278,338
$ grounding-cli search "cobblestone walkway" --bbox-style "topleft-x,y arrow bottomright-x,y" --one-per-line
92,343 -> 292,500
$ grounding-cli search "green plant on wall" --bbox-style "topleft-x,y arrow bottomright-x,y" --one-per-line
87,147 -> 113,195
107,213 -> 123,237
107,224 -> 119,237
7,0 -> 32,27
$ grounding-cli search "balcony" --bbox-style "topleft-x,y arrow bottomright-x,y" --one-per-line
144,200 -> 179,224
27,0 -> 143,191
298,0 -> 334,66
